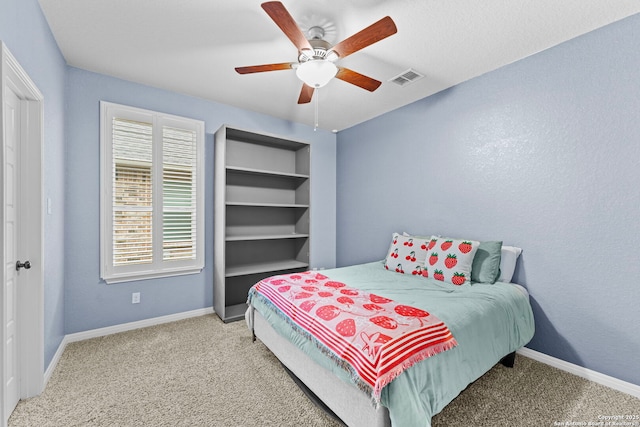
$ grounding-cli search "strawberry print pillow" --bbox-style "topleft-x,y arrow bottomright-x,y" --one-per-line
423,236 -> 480,286
383,232 -> 431,276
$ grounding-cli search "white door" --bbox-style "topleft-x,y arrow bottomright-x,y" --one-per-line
3,83 -> 21,419
1,43 -> 44,427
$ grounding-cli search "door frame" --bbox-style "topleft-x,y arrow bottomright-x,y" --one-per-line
1,41 -> 45,424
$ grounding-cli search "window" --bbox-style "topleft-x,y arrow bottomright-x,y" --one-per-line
100,102 -> 204,283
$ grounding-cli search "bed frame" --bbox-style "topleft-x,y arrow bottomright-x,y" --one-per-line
249,308 -> 516,426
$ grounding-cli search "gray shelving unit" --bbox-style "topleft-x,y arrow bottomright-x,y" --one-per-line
214,125 -> 310,322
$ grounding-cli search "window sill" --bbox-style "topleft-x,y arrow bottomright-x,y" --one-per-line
102,266 -> 203,284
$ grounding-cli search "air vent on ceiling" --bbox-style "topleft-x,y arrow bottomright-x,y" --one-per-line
389,68 -> 424,87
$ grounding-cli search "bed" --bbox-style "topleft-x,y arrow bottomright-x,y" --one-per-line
245,235 -> 535,427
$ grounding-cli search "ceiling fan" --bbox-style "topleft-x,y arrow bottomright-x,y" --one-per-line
235,1 -> 397,104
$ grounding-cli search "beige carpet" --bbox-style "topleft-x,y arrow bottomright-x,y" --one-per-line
9,315 -> 639,426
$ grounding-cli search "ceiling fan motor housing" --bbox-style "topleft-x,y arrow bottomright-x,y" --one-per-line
299,38 -> 338,63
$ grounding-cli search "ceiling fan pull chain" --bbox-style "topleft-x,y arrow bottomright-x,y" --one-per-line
314,89 -> 319,131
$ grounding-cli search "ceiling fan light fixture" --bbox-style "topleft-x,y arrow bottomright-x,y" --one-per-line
296,59 -> 338,88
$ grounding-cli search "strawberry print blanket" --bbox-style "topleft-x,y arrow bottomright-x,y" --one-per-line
247,271 -> 458,400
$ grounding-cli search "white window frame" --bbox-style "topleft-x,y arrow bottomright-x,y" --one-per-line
100,101 -> 205,283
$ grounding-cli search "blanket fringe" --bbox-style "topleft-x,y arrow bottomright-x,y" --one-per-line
372,340 -> 458,398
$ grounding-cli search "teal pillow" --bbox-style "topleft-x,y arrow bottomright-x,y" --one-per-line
471,241 -> 502,283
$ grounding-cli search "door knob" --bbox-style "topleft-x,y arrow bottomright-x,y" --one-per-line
16,260 -> 31,271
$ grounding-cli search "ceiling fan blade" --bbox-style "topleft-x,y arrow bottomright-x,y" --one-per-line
336,67 -> 382,92
330,16 -> 397,59
261,1 -> 313,52
297,84 -> 314,104
235,63 -> 294,74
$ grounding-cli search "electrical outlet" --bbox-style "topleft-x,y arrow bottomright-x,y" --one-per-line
132,292 -> 140,304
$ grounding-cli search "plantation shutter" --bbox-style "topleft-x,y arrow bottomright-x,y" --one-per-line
162,126 -> 197,261
112,118 -> 153,266
101,101 -> 204,283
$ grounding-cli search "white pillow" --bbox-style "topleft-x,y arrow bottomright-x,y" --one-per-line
402,231 -> 437,239
384,233 -> 431,276
424,236 -> 480,286
498,246 -> 522,283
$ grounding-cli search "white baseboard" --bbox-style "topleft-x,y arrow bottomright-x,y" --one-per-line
44,307 -> 214,387
64,307 -> 214,343
44,334 -> 69,387
517,347 -> 640,399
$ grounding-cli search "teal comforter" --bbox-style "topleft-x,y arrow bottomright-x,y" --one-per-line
248,262 -> 535,427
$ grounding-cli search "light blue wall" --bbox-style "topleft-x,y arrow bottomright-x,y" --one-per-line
64,67 -> 336,334
1,0 -> 67,369
336,14 -> 640,386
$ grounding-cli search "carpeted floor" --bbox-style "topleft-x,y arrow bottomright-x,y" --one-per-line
9,314 -> 639,426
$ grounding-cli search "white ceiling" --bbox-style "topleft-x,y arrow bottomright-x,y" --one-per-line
39,0 -> 640,131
